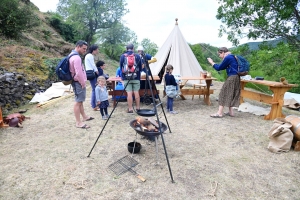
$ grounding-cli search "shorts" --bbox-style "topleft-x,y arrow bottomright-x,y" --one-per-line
124,80 -> 140,92
72,81 -> 86,102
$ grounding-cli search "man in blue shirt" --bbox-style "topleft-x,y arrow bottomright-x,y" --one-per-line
120,44 -> 142,113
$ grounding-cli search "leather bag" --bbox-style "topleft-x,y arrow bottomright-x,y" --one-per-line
86,70 -> 96,80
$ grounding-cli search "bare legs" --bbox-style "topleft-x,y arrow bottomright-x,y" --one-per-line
211,105 -> 234,117
74,102 -> 89,127
127,91 -> 140,111
134,91 -> 140,110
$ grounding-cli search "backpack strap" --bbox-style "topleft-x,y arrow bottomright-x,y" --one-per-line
227,54 -> 240,75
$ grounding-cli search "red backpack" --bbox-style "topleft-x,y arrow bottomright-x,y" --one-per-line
122,53 -> 136,73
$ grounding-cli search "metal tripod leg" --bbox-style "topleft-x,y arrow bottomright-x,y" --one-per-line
142,54 -> 174,183
155,136 -> 159,165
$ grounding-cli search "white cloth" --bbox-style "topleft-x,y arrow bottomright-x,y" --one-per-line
30,82 -> 72,103
84,53 -> 97,72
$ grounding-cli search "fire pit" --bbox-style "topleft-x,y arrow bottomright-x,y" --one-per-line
129,119 -> 167,137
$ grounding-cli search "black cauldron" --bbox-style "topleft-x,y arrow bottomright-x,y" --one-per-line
128,142 -> 141,153
129,119 -> 168,137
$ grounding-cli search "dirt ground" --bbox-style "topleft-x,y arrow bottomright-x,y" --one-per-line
1,81 -> 300,200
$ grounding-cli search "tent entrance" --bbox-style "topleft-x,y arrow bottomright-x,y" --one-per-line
156,49 -> 171,84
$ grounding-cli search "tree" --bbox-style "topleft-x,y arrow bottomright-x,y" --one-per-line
0,0 -> 39,38
96,22 -> 137,61
216,0 -> 300,49
140,38 -> 158,56
57,0 -> 128,44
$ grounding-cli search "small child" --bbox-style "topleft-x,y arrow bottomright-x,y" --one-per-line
164,64 -> 178,114
95,76 -> 110,120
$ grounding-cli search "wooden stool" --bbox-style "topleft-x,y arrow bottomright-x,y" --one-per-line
0,107 -> 9,128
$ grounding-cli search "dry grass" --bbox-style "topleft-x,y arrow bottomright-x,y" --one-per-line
1,82 -> 300,199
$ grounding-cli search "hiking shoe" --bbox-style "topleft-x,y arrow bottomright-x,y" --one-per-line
102,116 -> 107,120
169,111 -> 178,114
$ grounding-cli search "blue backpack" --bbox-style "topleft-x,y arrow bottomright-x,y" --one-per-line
233,55 -> 250,76
55,53 -> 78,84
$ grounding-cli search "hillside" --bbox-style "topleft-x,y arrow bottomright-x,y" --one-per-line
0,5 -> 119,113
237,35 -> 300,51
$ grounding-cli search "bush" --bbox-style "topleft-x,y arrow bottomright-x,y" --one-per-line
48,13 -> 79,43
0,0 -> 39,38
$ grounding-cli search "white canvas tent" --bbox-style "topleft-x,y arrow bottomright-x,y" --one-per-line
149,19 -> 204,84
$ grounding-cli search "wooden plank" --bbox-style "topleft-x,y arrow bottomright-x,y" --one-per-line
181,89 -> 214,96
241,90 -> 274,104
241,79 -> 298,88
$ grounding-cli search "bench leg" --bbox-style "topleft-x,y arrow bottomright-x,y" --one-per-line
0,107 -> 9,128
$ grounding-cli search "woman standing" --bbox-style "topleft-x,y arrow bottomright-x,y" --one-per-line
207,47 -> 240,118
85,44 -> 99,111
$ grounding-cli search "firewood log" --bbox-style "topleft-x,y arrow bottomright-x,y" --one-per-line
147,124 -> 156,131
136,116 -> 150,126
148,118 -> 159,128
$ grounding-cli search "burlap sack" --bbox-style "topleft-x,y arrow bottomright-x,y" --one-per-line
267,118 -> 293,153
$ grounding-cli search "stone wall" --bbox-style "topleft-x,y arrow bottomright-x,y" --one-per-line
0,69 -> 53,114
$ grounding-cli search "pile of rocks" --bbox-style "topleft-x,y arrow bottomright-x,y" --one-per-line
0,70 -> 54,114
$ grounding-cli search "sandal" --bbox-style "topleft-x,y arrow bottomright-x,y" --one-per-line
224,112 -> 234,117
76,124 -> 90,129
84,117 -> 94,121
210,113 -> 223,118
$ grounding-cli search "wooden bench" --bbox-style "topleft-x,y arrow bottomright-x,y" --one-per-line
179,77 -> 216,105
240,79 -> 298,120
107,76 -> 161,107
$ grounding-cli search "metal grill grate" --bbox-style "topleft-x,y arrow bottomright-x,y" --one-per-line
108,155 -> 139,176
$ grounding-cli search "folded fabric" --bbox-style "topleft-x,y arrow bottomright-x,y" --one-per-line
267,118 -> 293,153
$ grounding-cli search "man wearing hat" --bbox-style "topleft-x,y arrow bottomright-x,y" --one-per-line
119,44 -> 142,113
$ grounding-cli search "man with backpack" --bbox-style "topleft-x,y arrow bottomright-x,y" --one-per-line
69,40 -> 94,129
119,43 -> 142,113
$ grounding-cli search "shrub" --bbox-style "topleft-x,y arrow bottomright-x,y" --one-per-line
48,13 -> 79,43
0,0 -> 39,38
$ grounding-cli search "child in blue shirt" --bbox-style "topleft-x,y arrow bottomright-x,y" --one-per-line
164,64 -> 178,114
95,76 -> 109,120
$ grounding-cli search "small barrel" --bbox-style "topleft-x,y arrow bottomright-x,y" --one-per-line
285,115 -> 300,141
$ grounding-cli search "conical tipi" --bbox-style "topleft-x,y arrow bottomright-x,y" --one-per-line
149,19 -> 204,84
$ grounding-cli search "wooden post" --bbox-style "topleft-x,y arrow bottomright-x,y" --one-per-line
0,107 -> 9,128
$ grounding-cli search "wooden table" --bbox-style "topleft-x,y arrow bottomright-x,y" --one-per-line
179,76 -> 216,105
107,76 -> 160,107
240,79 -> 298,120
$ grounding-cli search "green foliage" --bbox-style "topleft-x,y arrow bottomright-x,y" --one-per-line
140,38 -> 158,56
190,43 -> 225,81
0,0 -> 40,38
217,0 -> 300,50
48,13 -> 79,43
57,0 -> 128,44
96,22 -> 137,61
44,58 -> 61,81
233,42 -> 300,93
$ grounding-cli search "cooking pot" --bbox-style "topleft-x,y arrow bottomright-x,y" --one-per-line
128,142 -> 142,153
